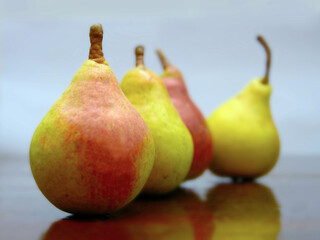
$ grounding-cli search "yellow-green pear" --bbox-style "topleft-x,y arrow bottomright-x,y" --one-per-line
121,46 -> 194,194
207,36 -> 280,179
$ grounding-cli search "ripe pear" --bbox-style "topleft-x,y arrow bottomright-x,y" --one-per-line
120,46 -> 194,194
29,24 -> 155,215
156,49 -> 213,179
207,36 -> 280,179
207,183 -> 280,240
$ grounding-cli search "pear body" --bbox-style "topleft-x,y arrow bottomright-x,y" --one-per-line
121,66 -> 193,194
161,66 -> 213,179
207,79 -> 280,178
30,60 -> 155,214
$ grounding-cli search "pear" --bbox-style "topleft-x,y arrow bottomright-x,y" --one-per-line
156,49 -> 213,179
120,46 -> 193,194
207,36 -> 280,179
29,24 -> 155,215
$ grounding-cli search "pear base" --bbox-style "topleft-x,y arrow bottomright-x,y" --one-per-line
231,177 -> 254,183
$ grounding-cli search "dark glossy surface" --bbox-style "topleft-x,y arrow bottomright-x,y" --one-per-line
0,155 -> 319,240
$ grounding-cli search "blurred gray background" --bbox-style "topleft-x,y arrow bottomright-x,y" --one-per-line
0,0 -> 319,174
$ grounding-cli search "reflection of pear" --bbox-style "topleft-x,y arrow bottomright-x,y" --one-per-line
175,188 -> 215,240
42,192 -> 194,240
207,183 -> 280,240
42,219 -> 131,240
121,195 -> 193,240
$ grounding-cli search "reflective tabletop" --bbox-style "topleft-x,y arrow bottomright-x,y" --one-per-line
0,156 -> 319,240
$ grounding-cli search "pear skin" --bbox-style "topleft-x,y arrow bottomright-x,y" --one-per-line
207,36 -> 280,179
29,24 -> 155,215
121,46 -> 194,194
157,49 -> 213,179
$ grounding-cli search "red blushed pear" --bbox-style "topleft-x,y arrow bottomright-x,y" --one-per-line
29,24 -> 155,215
156,49 -> 214,179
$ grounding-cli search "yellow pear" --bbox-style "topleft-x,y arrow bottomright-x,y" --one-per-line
121,46 -> 193,194
207,36 -> 280,179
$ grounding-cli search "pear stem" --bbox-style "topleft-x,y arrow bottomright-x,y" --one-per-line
257,35 -> 271,84
156,49 -> 171,69
89,24 -> 105,63
135,45 -> 144,67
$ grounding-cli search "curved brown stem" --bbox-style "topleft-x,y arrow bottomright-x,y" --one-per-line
156,49 -> 171,69
135,45 -> 144,67
89,24 -> 105,63
257,35 -> 271,84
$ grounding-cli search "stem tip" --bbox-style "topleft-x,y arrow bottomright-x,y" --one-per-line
90,24 -> 103,38
156,48 -> 171,69
257,35 -> 271,84
89,23 -> 105,63
135,45 -> 144,67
